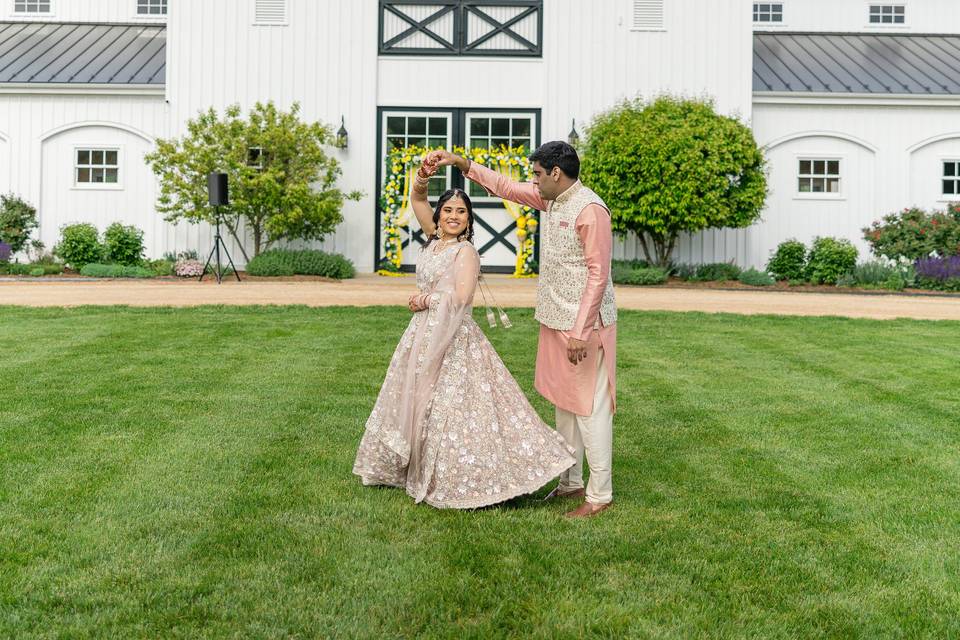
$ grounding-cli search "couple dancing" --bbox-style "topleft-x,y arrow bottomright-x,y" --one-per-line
352,141 -> 617,518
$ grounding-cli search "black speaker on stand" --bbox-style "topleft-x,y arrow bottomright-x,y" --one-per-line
201,172 -> 241,284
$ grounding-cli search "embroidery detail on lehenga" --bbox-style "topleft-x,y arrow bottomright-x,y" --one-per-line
353,242 -> 575,509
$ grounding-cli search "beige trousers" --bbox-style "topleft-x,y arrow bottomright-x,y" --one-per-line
555,347 -> 613,505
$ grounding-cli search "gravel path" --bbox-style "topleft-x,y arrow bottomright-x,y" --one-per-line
1,274 -> 959,320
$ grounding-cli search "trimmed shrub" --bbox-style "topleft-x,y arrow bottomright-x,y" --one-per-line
147,259 -> 175,276
806,237 -> 858,285
0,262 -> 62,276
766,239 -> 807,281
103,223 -> 145,266
915,256 -> 960,291
738,268 -> 775,286
690,262 -> 741,282
863,204 -> 960,262
80,263 -> 154,278
55,223 -> 103,269
0,193 -> 39,254
836,261 -> 906,291
246,249 -> 356,279
613,265 -> 668,286
28,267 -> 44,277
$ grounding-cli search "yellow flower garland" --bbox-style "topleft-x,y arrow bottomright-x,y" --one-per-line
380,144 -> 538,277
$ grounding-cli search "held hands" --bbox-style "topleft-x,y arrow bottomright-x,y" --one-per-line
567,337 -> 588,365
425,150 -> 469,173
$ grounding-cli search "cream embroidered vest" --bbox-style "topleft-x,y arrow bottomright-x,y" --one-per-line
536,181 -> 617,331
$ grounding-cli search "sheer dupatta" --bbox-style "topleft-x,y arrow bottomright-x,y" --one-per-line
375,242 -> 480,486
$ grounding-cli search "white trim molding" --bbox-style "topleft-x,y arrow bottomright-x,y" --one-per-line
754,92 -> 960,107
0,84 -> 165,97
40,121 -> 155,144
906,132 -> 960,154
764,130 -> 878,154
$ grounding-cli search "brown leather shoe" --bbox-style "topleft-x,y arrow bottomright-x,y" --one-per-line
564,500 -> 613,518
543,486 -> 586,501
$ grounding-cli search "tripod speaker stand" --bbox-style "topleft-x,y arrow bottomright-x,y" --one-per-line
200,172 -> 241,284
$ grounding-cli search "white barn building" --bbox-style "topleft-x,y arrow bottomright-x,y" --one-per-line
0,0 -> 958,271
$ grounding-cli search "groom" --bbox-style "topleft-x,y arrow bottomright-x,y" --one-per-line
430,142 -> 617,518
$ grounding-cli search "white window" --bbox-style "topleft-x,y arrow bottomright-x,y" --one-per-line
798,158 -> 840,194
75,148 -> 119,186
753,3 -> 783,23
632,0 -> 664,31
384,113 -> 451,197
253,0 -> 286,25
465,114 -> 535,199
943,161 -> 960,197
869,4 -> 905,24
136,0 -> 166,15
14,0 -> 51,13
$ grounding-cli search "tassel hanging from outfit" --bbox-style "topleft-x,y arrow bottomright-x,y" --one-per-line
477,275 -> 511,329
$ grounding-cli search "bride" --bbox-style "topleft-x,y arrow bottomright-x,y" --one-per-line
353,153 -> 574,508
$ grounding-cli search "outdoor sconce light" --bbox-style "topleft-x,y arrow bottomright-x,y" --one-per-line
336,116 -> 349,150
568,118 -> 579,146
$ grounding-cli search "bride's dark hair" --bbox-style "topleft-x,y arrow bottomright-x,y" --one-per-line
424,188 -> 475,247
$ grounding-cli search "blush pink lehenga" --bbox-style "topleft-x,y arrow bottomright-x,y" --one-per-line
353,241 -> 575,509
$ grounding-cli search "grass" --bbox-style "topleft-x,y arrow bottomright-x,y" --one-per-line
1,305 -> 959,638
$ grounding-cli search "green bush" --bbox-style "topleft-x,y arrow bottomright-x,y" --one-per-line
103,223 -> 145,266
79,263 -> 155,278
612,265 -> 668,286
0,193 -> 39,254
836,261 -> 907,291
147,259 -> 175,276
0,262 -> 64,276
766,239 -> 807,281
55,223 -> 103,269
28,267 -> 44,277
738,268 -> 775,286
690,262 -> 741,282
246,249 -> 355,279
863,204 -> 960,261
806,237 -> 858,285
671,264 -> 697,280
579,95 -> 767,267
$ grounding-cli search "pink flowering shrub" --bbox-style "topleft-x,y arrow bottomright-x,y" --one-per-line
174,259 -> 204,277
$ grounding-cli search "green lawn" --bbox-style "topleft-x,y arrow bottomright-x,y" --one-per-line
1,305 -> 959,639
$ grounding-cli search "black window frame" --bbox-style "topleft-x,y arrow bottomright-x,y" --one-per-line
374,106 -> 542,273
379,0 -> 543,57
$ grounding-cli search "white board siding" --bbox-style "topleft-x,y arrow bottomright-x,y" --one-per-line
166,0 -> 379,269
40,125 -> 156,254
910,136 -> 960,209
0,132 -> 8,195
0,93 -> 175,260
746,102 -> 960,268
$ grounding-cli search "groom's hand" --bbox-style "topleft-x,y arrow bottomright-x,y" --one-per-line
428,150 -> 470,174
567,338 -> 588,365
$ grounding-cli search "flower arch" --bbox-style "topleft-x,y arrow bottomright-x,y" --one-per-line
380,145 -> 538,277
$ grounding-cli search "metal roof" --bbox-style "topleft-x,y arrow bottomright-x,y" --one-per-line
754,32 -> 960,95
0,22 -> 165,85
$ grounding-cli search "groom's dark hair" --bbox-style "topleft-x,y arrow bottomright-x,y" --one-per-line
529,141 -> 580,180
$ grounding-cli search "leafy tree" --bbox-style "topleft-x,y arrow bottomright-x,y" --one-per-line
146,101 -> 362,260
580,96 -> 768,267
0,193 -> 39,255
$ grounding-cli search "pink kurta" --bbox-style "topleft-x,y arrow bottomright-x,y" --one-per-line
465,163 -> 617,417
